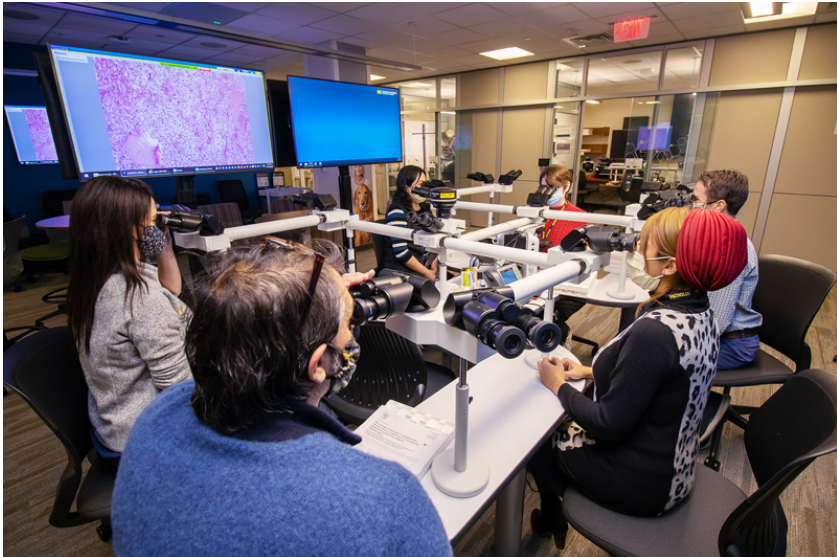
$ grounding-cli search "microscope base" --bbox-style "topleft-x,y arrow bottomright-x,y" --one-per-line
431,448 -> 490,498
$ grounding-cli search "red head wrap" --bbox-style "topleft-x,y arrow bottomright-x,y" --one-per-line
676,210 -> 748,292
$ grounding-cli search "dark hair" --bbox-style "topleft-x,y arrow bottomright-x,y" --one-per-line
392,165 -> 426,208
699,170 -> 749,216
67,176 -> 154,353
187,241 -> 347,435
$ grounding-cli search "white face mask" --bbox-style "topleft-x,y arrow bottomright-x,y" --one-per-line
547,187 -> 565,207
626,251 -> 670,291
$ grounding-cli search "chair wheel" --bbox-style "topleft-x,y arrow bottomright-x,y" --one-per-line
96,523 -> 112,542
704,457 -> 721,471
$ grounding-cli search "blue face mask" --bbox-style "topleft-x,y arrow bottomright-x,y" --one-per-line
547,188 -> 565,207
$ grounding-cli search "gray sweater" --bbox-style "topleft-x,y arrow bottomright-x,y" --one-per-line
79,261 -> 192,452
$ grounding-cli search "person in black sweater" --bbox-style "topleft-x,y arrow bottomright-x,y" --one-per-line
528,207 -> 748,549
380,165 -> 438,282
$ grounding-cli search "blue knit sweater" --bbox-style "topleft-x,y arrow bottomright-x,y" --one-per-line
112,380 -> 452,557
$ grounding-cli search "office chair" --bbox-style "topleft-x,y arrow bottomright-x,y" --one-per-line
195,192 -> 212,206
703,254 -> 836,470
323,321 -> 457,426
42,189 -> 78,219
198,202 -> 243,228
562,367 -> 837,557
3,327 -> 116,542
4,216 -> 27,292
216,179 -> 262,223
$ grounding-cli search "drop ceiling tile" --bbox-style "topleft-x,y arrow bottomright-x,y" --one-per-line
492,2 -> 566,16
745,16 -> 815,32
421,56 -> 473,69
674,11 -> 744,31
116,37 -> 181,53
46,28 -> 114,44
519,4 -> 591,26
682,24 -> 745,40
659,2 -> 740,20
644,21 -> 678,37
41,36 -> 106,50
467,17 -> 536,37
221,43 -> 279,57
56,14 -> 137,35
3,3 -> 68,26
419,45 -> 473,59
308,3 -> 373,14
390,36 -> 449,53
99,43 -> 161,56
202,50 -> 269,65
228,14 -> 300,35
575,2 -> 657,19
368,47 -> 434,65
109,3 -> 169,13
276,25 -> 345,44
390,16 -> 459,36
158,44 -> 217,61
2,20 -> 54,37
595,7 -> 665,27
215,2 -> 271,13
423,28 -> 487,46
127,26 -> 194,44
4,32 -> 46,45
410,3 -> 471,15
458,35 -> 543,55
525,18 -> 607,40
344,3 -> 423,25
178,35 -> 250,52
452,53 -> 496,66
255,3 -> 337,25
310,14 -> 379,34
161,2 -> 250,25
626,32 -> 686,48
350,27 -> 414,48
439,3 -> 508,27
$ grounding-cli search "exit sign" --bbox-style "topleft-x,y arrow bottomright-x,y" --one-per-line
614,17 -> 651,43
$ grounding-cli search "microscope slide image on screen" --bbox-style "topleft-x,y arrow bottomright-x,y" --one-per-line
4,106 -> 59,165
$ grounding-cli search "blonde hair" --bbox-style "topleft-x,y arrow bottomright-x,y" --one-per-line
636,206 -> 692,317
541,164 -> 573,190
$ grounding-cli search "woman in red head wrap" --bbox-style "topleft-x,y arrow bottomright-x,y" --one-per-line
527,207 -> 748,549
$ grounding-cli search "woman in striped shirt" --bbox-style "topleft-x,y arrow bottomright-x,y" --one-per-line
379,165 -> 438,282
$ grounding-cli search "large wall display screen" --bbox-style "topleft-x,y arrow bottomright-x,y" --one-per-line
287,76 -> 402,167
4,105 -> 59,165
48,44 -> 274,180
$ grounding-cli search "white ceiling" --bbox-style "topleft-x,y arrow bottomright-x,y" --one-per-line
4,2 -> 836,84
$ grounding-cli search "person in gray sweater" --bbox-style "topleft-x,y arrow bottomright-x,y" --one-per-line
67,176 -> 191,456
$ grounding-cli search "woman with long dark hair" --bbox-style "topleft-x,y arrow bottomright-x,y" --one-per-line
67,176 -> 191,457
379,165 -> 437,281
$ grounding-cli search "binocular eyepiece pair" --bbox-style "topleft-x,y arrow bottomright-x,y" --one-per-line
350,270 -> 440,326
156,209 -> 225,236
445,289 -> 562,359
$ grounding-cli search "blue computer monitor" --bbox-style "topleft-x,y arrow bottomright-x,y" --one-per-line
4,105 -> 59,165
637,124 -> 673,151
287,76 -> 403,168
47,44 -> 274,181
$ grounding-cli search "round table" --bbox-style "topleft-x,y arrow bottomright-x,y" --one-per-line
35,215 -> 70,244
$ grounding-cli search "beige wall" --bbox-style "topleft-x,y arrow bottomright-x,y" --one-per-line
705,89 -> 783,193
760,194 -> 837,270
460,69 -> 500,107
504,61 -> 549,103
709,29 -> 796,86
774,86 -> 837,196
468,109 -> 499,227
494,107 -> 547,223
798,24 -> 837,80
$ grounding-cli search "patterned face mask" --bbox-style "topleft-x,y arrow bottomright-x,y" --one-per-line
327,336 -> 361,394
138,226 -> 166,258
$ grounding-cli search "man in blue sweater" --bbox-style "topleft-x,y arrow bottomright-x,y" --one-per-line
112,240 -> 452,557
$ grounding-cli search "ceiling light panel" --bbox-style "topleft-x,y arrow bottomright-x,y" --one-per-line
480,47 -> 534,60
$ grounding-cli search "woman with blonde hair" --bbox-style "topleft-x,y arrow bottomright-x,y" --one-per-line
527,207 -> 748,549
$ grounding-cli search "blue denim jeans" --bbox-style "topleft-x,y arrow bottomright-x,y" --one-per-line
717,334 -> 760,370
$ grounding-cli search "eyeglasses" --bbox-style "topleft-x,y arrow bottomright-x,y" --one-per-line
262,236 -> 327,328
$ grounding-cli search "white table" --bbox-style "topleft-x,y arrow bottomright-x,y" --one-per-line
258,187 -> 312,213
416,347 -> 583,555
557,271 -> 650,329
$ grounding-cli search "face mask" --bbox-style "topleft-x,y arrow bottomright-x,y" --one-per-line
626,252 -> 670,291
327,336 -> 361,394
138,225 -> 166,258
547,187 -> 565,207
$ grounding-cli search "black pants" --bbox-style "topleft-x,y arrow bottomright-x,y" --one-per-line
527,436 -> 572,526
554,297 -> 586,342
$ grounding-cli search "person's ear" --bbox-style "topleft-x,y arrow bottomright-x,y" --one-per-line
307,344 -> 330,384
664,257 -> 678,276
714,199 -> 727,214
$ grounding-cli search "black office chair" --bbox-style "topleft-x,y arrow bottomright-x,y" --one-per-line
216,179 -> 262,223
324,321 -> 457,426
703,254 -> 836,470
3,327 -> 116,542
370,218 -> 387,275
562,367 -> 837,557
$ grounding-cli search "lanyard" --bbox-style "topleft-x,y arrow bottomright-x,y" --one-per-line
541,203 -> 567,239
